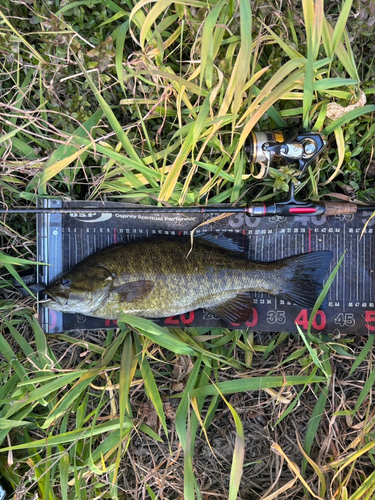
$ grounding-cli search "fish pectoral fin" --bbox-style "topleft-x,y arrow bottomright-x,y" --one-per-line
111,280 -> 154,302
206,293 -> 253,323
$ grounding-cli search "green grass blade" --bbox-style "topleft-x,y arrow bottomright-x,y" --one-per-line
43,332 -> 127,427
190,375 -> 326,397
0,418 -> 131,451
302,0 -> 314,128
139,0 -> 174,49
183,364 -> 210,500
112,331 -> 134,482
297,327 -> 330,379
59,449 -> 69,500
322,18 -> 359,80
120,331 -> 135,419
1,313 -> 34,357
263,25 -> 304,60
312,0 -> 324,60
115,20 -> 130,95
4,372 -> 86,419
200,0 -> 227,89
183,410 -> 195,500
0,329 -> 37,388
26,109 -> 103,192
348,469 -> 375,500
331,0 -> 353,55
0,417 -> 30,430
220,394 -> 245,500
314,78 -> 358,91
118,314 -> 195,355
302,385 -> 329,474
74,54 -> 143,165
349,336 -> 375,375
307,251 -> 346,334
354,364 -> 375,413
134,334 -> 168,436
230,150 -> 244,203
175,356 -> 202,449
158,93 -> 211,201
323,104 -> 375,135
0,252 -> 45,298
231,0 -> 252,126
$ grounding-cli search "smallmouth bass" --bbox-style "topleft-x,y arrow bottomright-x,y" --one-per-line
44,236 -> 333,323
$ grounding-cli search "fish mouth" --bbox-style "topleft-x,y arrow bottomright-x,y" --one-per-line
43,289 -> 68,308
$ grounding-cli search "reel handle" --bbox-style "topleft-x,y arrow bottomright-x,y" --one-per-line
249,201 -> 358,217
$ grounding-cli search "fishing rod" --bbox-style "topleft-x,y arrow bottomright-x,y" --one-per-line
1,188 -> 374,217
1,129 -> 374,217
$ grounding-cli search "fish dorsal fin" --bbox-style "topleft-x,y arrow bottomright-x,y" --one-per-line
194,233 -> 245,254
206,293 -> 253,323
111,280 -> 154,302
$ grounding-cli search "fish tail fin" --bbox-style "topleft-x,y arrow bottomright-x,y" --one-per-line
278,251 -> 333,308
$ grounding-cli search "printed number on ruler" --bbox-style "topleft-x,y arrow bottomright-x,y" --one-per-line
165,311 -> 195,325
334,313 -> 355,327
266,310 -> 286,325
295,309 -> 326,330
365,311 -> 375,331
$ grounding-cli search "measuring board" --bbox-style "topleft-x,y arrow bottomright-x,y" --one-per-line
37,199 -> 375,334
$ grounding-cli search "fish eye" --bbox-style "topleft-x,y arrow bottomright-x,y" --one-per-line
61,278 -> 71,286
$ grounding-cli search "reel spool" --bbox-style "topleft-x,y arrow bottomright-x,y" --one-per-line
244,128 -> 326,178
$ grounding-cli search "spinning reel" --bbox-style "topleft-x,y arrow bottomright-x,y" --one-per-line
244,128 -> 327,177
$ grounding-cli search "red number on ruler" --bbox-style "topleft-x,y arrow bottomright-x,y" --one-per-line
295,309 -> 326,330
165,311 -> 195,325
165,315 -> 180,325
230,307 -> 258,328
245,307 -> 258,328
180,311 -> 195,324
295,310 -> 309,329
313,311 -> 326,330
365,311 -> 375,331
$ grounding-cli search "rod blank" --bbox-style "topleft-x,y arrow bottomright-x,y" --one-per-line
0,204 -> 374,215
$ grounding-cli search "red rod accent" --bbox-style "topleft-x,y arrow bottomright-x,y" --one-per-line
289,207 -> 317,214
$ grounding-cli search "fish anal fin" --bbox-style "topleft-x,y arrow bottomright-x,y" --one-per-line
206,293 -> 253,323
112,280 -> 154,302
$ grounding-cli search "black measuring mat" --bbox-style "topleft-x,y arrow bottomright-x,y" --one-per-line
37,199 -> 375,334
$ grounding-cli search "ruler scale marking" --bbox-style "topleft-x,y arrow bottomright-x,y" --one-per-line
364,233 -> 367,302
336,233 -> 342,297
356,240 -> 359,302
